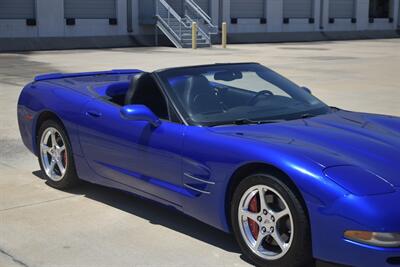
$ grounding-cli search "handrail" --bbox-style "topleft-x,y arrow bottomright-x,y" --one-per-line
184,0 -> 218,35
155,0 -> 214,48
184,15 -> 210,42
158,0 -> 183,22
156,0 -> 192,43
185,0 -> 212,24
155,15 -> 182,42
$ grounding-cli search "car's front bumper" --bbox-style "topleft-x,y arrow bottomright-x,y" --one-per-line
309,189 -> 400,267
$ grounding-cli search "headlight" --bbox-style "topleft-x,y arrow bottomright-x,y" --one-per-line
345,230 -> 400,247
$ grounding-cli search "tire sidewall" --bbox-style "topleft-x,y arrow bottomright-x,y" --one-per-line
231,173 -> 312,267
37,120 -> 78,189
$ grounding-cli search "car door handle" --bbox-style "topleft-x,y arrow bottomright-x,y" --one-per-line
86,110 -> 102,118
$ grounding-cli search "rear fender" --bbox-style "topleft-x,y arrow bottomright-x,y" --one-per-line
18,81 -> 91,157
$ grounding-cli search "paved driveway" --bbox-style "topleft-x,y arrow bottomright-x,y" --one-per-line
1,39 -> 399,267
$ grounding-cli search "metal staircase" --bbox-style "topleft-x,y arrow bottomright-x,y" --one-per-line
155,0 -> 218,48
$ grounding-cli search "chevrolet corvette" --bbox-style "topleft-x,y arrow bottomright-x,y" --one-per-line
18,63 -> 400,266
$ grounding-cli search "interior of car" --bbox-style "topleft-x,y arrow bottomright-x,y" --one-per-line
101,67 -> 322,126
104,72 -> 169,120
168,73 -> 298,116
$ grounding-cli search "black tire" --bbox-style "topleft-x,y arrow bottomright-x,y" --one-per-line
37,120 -> 79,189
231,173 -> 312,267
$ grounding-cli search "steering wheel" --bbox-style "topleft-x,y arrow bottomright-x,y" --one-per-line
213,85 -> 230,111
247,90 -> 274,106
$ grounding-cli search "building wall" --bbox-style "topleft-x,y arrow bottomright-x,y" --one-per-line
0,0 -> 133,37
223,0 -> 399,33
0,0 -> 399,44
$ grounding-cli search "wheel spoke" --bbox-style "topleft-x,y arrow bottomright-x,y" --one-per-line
41,144 -> 51,154
56,159 -> 65,175
257,186 -> 268,212
51,131 -> 57,147
274,208 -> 290,221
254,232 -> 265,251
271,231 -> 288,253
49,159 -> 56,174
57,145 -> 65,153
239,209 -> 259,223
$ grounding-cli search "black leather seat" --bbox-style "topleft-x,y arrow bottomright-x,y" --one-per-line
125,72 -> 150,106
124,72 -> 168,119
183,75 -> 222,115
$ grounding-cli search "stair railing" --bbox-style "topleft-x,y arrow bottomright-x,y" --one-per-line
183,15 -> 210,43
184,0 -> 218,39
155,0 -> 191,44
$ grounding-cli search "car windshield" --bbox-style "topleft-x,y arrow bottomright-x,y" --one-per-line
158,63 -> 332,126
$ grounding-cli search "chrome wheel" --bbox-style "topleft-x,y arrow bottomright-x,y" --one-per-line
238,185 -> 294,260
40,127 -> 67,182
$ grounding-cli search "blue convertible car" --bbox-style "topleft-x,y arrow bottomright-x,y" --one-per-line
18,63 -> 400,266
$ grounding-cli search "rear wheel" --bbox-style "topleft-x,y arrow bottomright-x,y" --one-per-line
37,120 -> 79,189
231,173 -> 312,267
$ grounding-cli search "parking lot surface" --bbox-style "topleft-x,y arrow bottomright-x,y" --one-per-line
1,39 -> 399,267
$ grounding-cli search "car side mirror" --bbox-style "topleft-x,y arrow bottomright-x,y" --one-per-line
301,86 -> 312,94
120,105 -> 161,127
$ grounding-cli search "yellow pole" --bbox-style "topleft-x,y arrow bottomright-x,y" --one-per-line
222,22 -> 227,48
192,22 -> 197,49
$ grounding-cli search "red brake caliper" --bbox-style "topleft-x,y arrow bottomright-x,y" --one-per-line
248,193 -> 260,240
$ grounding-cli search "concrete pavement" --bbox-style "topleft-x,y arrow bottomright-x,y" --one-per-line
0,40 -> 399,267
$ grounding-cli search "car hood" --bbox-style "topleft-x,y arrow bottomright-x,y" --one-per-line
210,110 -> 400,186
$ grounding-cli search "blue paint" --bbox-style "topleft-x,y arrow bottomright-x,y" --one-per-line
17,64 -> 400,267
96,160 -> 195,198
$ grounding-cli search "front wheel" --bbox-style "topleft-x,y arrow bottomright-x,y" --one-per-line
37,120 -> 79,189
231,173 -> 312,267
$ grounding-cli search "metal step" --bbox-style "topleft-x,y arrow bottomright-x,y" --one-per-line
156,21 -> 182,48
181,36 -> 206,41
182,40 -> 209,45
155,0 -> 216,49
182,43 -> 210,48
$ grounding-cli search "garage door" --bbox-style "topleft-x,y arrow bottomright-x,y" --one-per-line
194,0 -> 210,15
329,0 -> 355,18
398,2 -> 400,27
64,0 -> 116,19
283,0 -> 314,18
166,0 -> 184,15
231,0 -> 265,18
0,0 -> 35,19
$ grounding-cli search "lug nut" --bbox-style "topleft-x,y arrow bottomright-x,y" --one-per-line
261,227 -> 267,233
271,216 -> 275,222
263,210 -> 268,215
270,227 -> 274,233
257,216 -> 262,222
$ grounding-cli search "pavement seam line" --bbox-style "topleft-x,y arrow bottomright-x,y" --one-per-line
0,161 -> 16,169
0,247 -> 30,267
0,195 -> 80,212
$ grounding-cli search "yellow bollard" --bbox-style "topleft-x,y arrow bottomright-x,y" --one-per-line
222,22 -> 227,49
192,22 -> 197,49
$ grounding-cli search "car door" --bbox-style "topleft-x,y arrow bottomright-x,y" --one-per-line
78,91 -> 185,207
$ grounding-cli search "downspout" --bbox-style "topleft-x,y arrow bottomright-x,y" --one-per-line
319,0 -> 325,30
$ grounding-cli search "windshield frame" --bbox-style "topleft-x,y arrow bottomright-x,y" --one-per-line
155,63 -> 332,127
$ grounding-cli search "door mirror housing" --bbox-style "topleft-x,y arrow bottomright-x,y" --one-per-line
301,86 -> 312,94
120,105 -> 161,127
